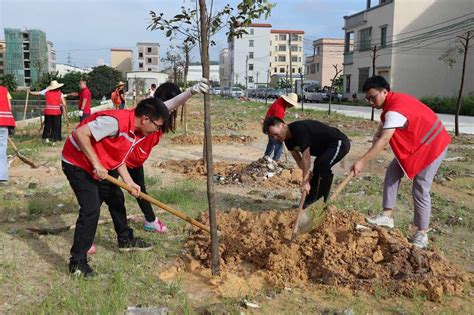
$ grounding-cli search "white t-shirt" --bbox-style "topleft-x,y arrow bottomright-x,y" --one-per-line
383,111 -> 407,129
40,89 -> 65,99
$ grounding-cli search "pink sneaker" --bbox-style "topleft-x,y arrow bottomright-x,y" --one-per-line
87,243 -> 97,255
144,218 -> 168,233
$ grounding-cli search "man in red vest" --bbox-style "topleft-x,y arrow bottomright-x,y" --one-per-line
62,97 -> 170,277
351,76 -> 451,249
0,85 -> 15,182
65,79 -> 92,121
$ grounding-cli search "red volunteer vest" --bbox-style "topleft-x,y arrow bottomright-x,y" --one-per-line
265,98 -> 287,119
62,110 -> 144,175
126,131 -> 162,169
0,86 -> 15,127
44,90 -> 63,115
381,91 -> 451,179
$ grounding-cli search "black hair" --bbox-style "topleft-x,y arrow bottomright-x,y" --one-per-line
135,97 -> 170,133
154,82 -> 181,132
262,116 -> 285,134
362,76 -> 391,93
151,83 -> 157,89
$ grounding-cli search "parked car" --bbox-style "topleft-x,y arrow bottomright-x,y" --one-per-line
230,87 -> 244,98
256,88 -> 267,98
212,87 -> 221,95
247,89 -> 257,98
267,88 -> 279,99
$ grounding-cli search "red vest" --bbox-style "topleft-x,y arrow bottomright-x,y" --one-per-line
265,98 -> 287,119
44,90 -> 63,115
62,109 -> 144,175
381,91 -> 451,179
0,86 -> 15,127
126,131 -> 162,169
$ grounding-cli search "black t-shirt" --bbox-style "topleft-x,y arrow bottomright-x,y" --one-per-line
119,89 -> 125,102
285,120 -> 348,156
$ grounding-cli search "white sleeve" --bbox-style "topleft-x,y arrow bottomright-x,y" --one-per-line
383,111 -> 407,129
87,116 -> 119,141
39,89 -> 47,96
164,89 -> 193,111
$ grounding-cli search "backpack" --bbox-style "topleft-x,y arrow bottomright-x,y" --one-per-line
111,89 -> 122,105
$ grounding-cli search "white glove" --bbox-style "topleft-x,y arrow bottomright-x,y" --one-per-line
79,110 -> 84,116
190,78 -> 210,95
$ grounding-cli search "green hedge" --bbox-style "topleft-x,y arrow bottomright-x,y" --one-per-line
420,95 -> 474,116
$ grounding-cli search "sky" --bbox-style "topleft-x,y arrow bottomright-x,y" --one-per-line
0,0 -> 363,68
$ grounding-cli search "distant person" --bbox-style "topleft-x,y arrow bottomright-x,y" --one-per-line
350,76 -> 451,249
29,80 -> 66,143
262,93 -> 298,161
0,85 -> 15,182
65,79 -> 91,121
352,92 -> 358,103
263,117 -> 350,209
111,81 -> 126,109
148,83 -> 157,98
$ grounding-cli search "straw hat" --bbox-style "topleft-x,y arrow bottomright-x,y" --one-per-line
116,81 -> 125,87
46,80 -> 64,91
281,93 -> 299,107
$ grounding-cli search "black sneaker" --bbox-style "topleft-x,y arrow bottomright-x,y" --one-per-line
69,259 -> 97,278
118,237 -> 153,252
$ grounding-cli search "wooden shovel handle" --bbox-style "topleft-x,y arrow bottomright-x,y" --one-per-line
105,175 -> 211,234
329,171 -> 354,202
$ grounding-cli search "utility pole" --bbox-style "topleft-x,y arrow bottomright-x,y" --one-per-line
370,45 -> 378,121
288,33 -> 293,92
245,55 -> 248,97
67,52 -> 72,65
256,71 -> 260,87
299,67 -> 304,112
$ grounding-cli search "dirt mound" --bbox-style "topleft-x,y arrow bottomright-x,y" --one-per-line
171,134 -> 255,145
155,158 -> 301,188
185,208 -> 468,302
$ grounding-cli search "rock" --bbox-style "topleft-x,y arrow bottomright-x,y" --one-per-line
19,212 -> 28,218
266,163 -> 275,171
372,247 -> 384,263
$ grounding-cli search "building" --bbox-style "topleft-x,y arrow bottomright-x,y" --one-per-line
270,29 -> 305,77
110,48 -> 133,74
228,23 -> 272,89
343,0 -> 474,99
305,38 -> 346,88
56,63 -> 91,76
186,64 -> 220,83
4,28 -> 49,86
219,48 -> 231,88
137,42 -> 159,71
0,40 -> 5,75
126,71 -> 168,95
47,41 -> 56,72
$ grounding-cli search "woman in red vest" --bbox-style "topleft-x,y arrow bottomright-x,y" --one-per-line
351,76 -> 451,249
29,80 -> 66,142
0,85 -> 15,182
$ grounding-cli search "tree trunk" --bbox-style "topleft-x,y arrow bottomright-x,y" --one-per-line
182,45 -> 190,135
199,0 -> 220,276
455,34 -> 470,136
370,45 -> 377,121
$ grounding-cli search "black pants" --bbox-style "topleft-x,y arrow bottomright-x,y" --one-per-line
128,166 -> 156,222
306,139 -> 351,205
62,162 -> 134,262
43,114 -> 62,141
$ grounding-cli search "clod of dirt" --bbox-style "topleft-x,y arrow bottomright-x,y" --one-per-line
171,134 -> 255,145
185,208 -> 469,302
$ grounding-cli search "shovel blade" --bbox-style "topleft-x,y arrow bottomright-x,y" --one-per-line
291,199 -> 327,239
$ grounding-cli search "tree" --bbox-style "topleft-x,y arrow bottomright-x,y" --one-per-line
277,78 -> 292,90
62,71 -> 87,94
328,64 -> 342,116
161,46 -> 183,84
37,71 -> 60,90
178,42 -> 195,135
440,31 -> 473,136
87,65 -> 123,100
149,0 -> 274,276
0,74 -> 18,91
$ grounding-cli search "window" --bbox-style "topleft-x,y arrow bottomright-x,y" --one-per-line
310,64 -> 316,74
275,46 -> 278,51
249,64 -> 254,71
147,58 -> 152,63
317,63 -> 320,72
148,68 -> 152,71
291,34 -> 299,41
358,68 -> 370,92
248,76 -> 254,83
306,66 -> 310,74
279,68 -> 285,73
291,45 -> 298,52
291,56 -> 298,62
345,75 -> 351,93
147,47 -> 152,53
279,34 -> 287,41
275,56 -> 278,62
250,28 -> 254,35
249,40 -> 254,47
249,52 -> 254,59
314,47 -> 320,56
292,68 -> 296,73
274,68 -> 277,73
358,27 -> 372,51
380,26 -> 387,48
139,62 -> 143,68
299,46 -> 302,52
278,45 -> 286,52
278,55 -> 286,62
345,32 -> 354,53
139,52 -> 143,58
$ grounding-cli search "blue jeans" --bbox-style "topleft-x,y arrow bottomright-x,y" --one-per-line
119,102 -> 125,110
264,136 -> 283,161
0,127 -> 8,181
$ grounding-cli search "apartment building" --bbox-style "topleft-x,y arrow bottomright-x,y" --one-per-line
56,63 -> 91,76
4,28 -> 49,86
343,0 -> 474,99
219,48 -> 231,88
110,48 -> 133,74
0,40 -> 5,75
47,41 -> 56,72
270,29 -> 305,77
305,38 -> 346,88
137,42 -> 159,72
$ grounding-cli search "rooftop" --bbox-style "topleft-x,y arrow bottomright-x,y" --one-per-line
271,29 -> 305,34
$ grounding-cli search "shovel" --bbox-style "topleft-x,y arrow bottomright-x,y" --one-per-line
291,171 -> 354,239
8,137 -> 37,168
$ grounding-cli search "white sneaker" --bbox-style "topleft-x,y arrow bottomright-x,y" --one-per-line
411,231 -> 428,249
366,212 -> 394,228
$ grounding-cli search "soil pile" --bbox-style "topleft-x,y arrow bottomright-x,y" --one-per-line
185,208 -> 468,302
171,134 -> 255,145
155,158 -> 301,187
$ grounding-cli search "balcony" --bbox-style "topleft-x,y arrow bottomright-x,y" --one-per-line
343,52 -> 353,65
344,12 -> 366,30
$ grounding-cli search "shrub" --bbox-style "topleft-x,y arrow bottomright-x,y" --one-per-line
420,95 -> 474,116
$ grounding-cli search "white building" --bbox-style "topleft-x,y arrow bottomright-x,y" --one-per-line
56,63 -> 91,76
219,48 -> 231,88
126,71 -> 169,94
228,23 -> 272,89
343,0 -> 474,99
137,42 -> 159,72
270,29 -> 305,77
47,41 -> 56,72
186,64 -> 219,83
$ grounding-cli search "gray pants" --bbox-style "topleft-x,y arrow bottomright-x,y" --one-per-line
383,148 -> 447,230
0,127 -> 8,181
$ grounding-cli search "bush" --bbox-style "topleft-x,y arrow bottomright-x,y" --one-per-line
420,95 -> 474,116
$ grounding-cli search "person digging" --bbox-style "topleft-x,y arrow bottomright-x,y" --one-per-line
263,116 -> 350,209
350,76 -> 451,249
262,93 -> 299,162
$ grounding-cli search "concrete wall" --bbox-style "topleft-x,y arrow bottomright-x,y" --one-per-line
137,43 -> 159,71
219,48 -> 231,88
187,65 -> 219,83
